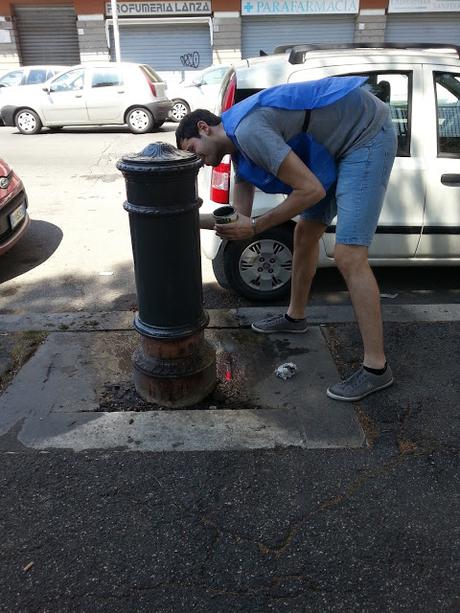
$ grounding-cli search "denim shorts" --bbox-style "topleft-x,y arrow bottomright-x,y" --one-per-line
300,116 -> 397,246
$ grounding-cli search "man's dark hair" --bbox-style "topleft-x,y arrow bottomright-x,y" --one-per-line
175,109 -> 222,148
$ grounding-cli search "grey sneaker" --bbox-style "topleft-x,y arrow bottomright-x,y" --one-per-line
327,365 -> 394,402
251,314 -> 308,334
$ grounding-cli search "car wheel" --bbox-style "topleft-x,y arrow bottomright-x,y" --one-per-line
223,225 -> 294,301
169,99 -> 190,123
15,109 -> 42,135
126,107 -> 154,134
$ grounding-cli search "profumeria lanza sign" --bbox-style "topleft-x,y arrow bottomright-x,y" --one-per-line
106,1 -> 211,16
389,0 -> 460,11
241,0 -> 359,15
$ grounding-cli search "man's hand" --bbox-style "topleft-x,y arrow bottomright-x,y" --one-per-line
215,214 -> 254,241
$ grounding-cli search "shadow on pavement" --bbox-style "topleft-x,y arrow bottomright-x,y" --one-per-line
0,219 -> 62,283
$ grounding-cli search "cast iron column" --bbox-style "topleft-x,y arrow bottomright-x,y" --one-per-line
117,142 -> 216,407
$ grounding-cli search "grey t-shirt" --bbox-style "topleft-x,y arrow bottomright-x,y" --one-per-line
233,86 -> 390,179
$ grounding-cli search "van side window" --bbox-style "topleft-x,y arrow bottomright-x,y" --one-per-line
360,72 -> 411,157
435,72 -> 460,158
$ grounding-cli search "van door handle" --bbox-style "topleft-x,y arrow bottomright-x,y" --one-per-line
74,94 -> 83,98
441,174 -> 460,186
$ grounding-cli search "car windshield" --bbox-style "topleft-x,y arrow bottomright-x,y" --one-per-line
0,70 -> 24,87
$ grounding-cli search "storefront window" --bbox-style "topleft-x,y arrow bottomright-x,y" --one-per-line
435,72 -> 460,158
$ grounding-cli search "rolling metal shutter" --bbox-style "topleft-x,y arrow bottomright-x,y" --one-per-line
14,5 -> 80,65
385,13 -> 460,45
242,15 -> 355,58
111,23 -> 212,72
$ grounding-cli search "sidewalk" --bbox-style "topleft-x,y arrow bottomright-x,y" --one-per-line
0,306 -> 459,611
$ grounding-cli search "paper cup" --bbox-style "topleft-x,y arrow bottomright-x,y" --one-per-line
212,206 -> 238,224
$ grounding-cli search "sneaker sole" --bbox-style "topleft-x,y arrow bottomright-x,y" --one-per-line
326,378 -> 394,402
251,323 -> 308,334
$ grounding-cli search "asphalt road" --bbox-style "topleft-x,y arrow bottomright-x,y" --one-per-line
0,124 -> 459,611
1,124 -> 459,315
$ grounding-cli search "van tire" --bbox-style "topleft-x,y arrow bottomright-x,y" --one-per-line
223,225 -> 294,301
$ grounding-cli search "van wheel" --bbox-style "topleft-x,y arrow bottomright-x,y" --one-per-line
15,109 -> 42,135
223,225 -> 294,301
126,107 -> 154,134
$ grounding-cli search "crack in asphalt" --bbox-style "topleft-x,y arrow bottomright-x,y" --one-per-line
199,447 -> 454,560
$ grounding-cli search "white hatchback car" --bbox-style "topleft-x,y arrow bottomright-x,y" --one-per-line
0,65 -> 67,88
167,64 -> 231,122
199,43 -> 460,301
0,62 -> 171,134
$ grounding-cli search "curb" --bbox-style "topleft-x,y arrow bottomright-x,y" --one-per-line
0,304 -> 459,333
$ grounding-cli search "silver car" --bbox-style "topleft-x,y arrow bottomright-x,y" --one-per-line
167,64 -> 231,122
0,62 -> 172,134
0,65 -> 67,88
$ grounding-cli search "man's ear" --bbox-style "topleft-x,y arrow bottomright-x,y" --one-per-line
197,120 -> 210,135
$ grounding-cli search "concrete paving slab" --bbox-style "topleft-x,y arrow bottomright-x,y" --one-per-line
0,328 -> 365,451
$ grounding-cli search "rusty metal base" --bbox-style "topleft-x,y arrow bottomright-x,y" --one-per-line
132,331 -> 216,408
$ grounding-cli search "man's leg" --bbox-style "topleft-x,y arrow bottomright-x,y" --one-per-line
251,219 -> 326,333
326,117 -> 397,401
334,244 -> 385,368
287,219 -> 327,319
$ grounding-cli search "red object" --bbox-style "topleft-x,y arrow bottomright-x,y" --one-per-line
145,75 -> 157,97
209,73 -> 237,204
210,157 -> 231,204
0,158 -> 30,255
221,73 -> 236,112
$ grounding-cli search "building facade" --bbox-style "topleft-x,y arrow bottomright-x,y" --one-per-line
0,0 -> 459,79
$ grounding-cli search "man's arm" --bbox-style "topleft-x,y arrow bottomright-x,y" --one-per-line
255,150 -> 325,234
216,150 -> 325,240
233,179 -> 256,217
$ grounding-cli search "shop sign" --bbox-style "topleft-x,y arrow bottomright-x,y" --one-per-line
106,1 -> 211,17
389,0 -> 460,12
241,0 -> 359,15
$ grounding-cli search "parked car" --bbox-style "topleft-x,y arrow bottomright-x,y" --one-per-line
0,65 -> 67,88
0,62 -> 172,134
198,43 -> 460,301
0,158 -> 29,255
167,64 -> 230,122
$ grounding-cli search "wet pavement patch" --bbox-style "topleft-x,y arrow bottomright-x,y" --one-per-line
0,328 -> 365,451
96,379 -> 266,412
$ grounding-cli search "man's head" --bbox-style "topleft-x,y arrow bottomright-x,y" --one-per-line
176,109 -> 232,166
